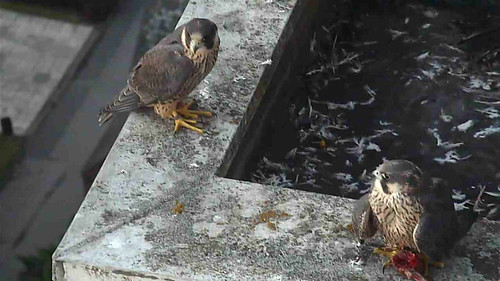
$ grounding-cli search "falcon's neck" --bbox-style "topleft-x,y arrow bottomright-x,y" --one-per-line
369,181 -> 423,223
185,44 -> 219,74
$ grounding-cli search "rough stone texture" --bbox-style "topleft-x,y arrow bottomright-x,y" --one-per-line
53,0 -> 500,280
0,9 -> 97,135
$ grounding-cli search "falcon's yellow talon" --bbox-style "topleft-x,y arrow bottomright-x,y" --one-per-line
190,110 -> 213,117
177,99 -> 213,119
420,254 -> 445,277
174,119 -> 203,134
172,110 -> 203,134
178,110 -> 199,119
183,119 -> 197,124
431,261 -> 444,268
374,247 -> 399,274
424,258 -> 429,277
382,259 -> 393,274
374,247 -> 399,257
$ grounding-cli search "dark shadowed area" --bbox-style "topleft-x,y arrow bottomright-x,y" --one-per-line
226,0 -> 500,221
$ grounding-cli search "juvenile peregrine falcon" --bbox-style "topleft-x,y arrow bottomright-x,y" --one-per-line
351,160 -> 473,268
98,18 -> 220,134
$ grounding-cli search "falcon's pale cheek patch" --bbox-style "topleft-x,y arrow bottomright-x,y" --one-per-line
181,28 -> 191,50
374,179 -> 390,194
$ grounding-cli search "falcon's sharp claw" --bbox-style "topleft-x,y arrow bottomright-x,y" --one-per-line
382,259 -> 393,274
174,118 -> 203,134
375,248 -> 431,280
177,99 -> 213,119
182,119 -> 197,124
374,247 -> 399,274
172,110 -> 203,134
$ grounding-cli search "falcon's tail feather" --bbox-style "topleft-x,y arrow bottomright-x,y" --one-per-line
98,86 -> 140,126
98,112 -> 113,126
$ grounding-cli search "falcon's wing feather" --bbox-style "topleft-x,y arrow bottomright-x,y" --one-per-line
155,23 -> 185,46
129,44 -> 194,104
98,85 -> 141,126
413,178 -> 458,261
352,193 -> 378,242
413,211 -> 457,261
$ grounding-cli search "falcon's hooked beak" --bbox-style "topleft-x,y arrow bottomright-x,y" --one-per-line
191,40 -> 202,54
181,28 -> 208,55
181,28 -> 203,54
372,160 -> 424,195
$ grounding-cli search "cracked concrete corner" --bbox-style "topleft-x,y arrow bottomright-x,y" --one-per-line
52,260 -> 66,281
53,261 -> 182,281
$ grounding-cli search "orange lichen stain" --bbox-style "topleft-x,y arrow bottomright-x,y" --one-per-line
259,210 -> 277,223
267,221 -> 277,230
319,140 -> 326,149
259,210 -> 290,222
346,223 -> 354,234
172,201 -> 184,214
254,210 -> 291,230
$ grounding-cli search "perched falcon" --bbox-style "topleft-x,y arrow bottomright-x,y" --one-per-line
98,18 -> 220,134
351,160 -> 475,269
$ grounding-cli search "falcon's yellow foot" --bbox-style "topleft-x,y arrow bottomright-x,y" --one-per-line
172,111 -> 203,134
374,247 -> 399,273
176,100 -> 213,119
374,248 -> 428,280
420,255 -> 445,277
374,247 -> 399,258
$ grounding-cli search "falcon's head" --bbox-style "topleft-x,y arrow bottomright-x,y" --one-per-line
372,160 -> 424,195
181,18 -> 219,57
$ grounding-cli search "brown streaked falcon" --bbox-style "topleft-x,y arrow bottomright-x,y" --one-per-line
98,18 -> 220,134
351,160 -> 474,273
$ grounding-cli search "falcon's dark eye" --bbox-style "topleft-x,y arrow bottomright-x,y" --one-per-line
202,36 -> 208,43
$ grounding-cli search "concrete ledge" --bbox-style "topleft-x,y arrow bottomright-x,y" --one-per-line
53,0 -> 499,280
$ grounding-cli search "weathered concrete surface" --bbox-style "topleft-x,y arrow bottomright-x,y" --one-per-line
53,0 -> 500,280
0,9 -> 97,135
54,174 -> 500,280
